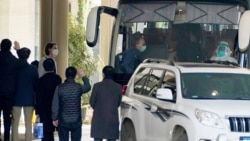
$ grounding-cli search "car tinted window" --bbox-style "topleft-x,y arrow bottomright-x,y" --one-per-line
182,73 -> 250,99
161,71 -> 176,99
134,67 -> 150,94
134,67 -> 164,97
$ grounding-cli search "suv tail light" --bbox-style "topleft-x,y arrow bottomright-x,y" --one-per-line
122,85 -> 127,95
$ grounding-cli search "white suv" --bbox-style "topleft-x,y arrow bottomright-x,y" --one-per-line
120,59 -> 250,141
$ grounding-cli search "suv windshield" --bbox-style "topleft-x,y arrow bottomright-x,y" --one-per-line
181,73 -> 250,100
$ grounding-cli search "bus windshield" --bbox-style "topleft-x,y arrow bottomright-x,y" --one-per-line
114,1 -> 245,76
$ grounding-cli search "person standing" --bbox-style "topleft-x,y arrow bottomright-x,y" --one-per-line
0,39 -> 24,141
38,42 -> 58,77
36,58 -> 62,141
90,66 -> 122,141
12,47 -> 39,141
52,66 -> 91,141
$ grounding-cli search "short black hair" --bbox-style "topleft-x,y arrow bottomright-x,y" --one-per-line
133,32 -> 143,45
17,47 -> 30,60
43,58 -> 55,71
31,60 -> 39,68
0,39 -> 12,51
65,66 -> 77,78
44,42 -> 56,55
102,65 -> 114,78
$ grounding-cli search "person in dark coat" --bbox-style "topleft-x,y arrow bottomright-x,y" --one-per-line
0,39 -> 25,141
90,65 -> 122,141
12,47 -> 39,141
120,35 -> 146,73
36,58 -> 62,141
52,66 -> 91,141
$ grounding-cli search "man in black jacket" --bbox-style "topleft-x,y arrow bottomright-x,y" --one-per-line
52,66 -> 91,141
0,39 -> 24,141
36,58 -> 62,141
12,47 -> 39,141
90,66 -> 122,141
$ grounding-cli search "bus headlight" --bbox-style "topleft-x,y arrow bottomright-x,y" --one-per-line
195,109 -> 224,129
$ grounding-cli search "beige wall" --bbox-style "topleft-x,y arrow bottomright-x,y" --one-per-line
0,0 -> 37,62
0,0 -> 115,79
0,0 -> 10,38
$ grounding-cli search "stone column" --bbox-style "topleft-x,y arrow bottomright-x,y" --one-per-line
0,0 -> 10,39
40,0 -> 68,79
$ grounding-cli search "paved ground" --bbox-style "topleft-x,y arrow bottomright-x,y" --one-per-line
0,108 -> 120,141
1,124 -> 94,141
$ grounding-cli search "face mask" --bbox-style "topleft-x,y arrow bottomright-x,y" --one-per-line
217,45 -> 230,58
140,45 -> 147,52
217,50 -> 225,58
52,49 -> 59,57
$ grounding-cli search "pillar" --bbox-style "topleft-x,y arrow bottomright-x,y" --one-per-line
40,0 -> 68,79
0,0 -> 10,39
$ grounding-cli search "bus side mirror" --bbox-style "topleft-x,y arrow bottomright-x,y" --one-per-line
86,6 -> 118,47
239,10 -> 250,52
86,6 -> 101,47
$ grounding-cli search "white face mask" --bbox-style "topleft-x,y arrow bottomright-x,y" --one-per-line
52,49 -> 59,57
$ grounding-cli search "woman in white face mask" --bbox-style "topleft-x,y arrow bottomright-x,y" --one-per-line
38,42 -> 59,77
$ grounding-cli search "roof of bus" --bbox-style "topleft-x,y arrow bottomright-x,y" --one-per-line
119,0 -> 249,9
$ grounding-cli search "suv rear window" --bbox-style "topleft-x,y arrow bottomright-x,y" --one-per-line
134,67 -> 164,97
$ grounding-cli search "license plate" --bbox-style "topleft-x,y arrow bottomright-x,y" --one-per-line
240,137 -> 250,141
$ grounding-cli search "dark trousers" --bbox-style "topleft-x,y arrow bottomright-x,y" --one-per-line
41,130 -> 54,141
58,122 -> 82,141
40,114 -> 55,141
94,139 -> 116,141
0,95 -> 12,141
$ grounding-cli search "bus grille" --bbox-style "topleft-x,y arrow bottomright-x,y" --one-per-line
229,117 -> 250,132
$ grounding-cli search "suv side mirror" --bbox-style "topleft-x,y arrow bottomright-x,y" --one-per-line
156,88 -> 173,100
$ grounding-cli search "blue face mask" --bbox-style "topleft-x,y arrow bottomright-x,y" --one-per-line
140,45 -> 147,52
217,50 -> 225,58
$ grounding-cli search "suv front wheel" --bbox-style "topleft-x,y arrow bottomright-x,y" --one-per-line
121,120 -> 137,141
172,127 -> 188,141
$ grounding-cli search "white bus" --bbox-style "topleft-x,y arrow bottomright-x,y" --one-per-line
86,0 -> 250,85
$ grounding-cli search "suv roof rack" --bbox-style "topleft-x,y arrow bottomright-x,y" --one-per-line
143,58 -> 175,66
205,60 -> 239,67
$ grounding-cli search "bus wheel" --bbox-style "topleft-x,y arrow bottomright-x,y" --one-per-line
121,121 -> 137,141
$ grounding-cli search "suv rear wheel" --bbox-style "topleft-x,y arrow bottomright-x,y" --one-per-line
121,121 -> 137,141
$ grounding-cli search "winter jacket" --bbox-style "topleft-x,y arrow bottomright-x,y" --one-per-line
13,61 -> 39,106
0,51 -> 24,96
51,76 -> 91,124
90,78 -> 122,139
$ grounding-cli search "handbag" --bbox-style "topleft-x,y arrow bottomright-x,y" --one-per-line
33,117 -> 43,139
